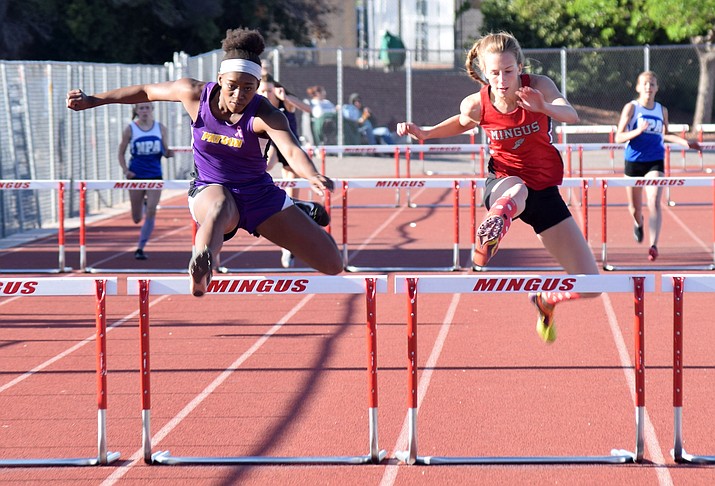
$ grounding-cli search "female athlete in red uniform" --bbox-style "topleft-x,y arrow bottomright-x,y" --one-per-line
397,32 -> 599,343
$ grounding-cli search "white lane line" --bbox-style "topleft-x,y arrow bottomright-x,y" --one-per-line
380,294 -> 460,486
601,293 -> 673,486
665,205 -> 711,253
100,294 -> 315,486
0,293 -> 167,394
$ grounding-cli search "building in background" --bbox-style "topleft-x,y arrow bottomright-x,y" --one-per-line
316,0 -> 482,69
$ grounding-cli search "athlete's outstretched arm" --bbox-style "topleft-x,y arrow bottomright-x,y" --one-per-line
67,78 -> 204,120
398,94 -> 480,141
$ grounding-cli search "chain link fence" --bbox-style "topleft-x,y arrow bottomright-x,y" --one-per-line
0,44 -> 710,239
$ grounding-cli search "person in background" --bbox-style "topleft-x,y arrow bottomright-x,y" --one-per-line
117,102 -> 174,260
306,85 -> 338,145
397,31 -> 599,344
68,27 -> 341,296
258,73 -> 313,268
342,92 -> 395,145
614,70 -> 700,262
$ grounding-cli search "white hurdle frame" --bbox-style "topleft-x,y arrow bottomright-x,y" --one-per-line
663,274 -> 715,464
0,180 -> 70,273
77,180 -> 192,273
126,275 -> 388,465
393,274 -> 653,465
340,178 -> 462,272
0,277 -> 120,467
599,177 -> 715,271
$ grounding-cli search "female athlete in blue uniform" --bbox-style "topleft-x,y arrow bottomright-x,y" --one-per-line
118,102 -> 173,260
615,71 -> 700,261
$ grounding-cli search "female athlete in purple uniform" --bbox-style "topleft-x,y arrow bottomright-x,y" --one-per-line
67,28 -> 342,296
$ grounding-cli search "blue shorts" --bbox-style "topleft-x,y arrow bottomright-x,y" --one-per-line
189,175 -> 289,239
484,175 -> 572,234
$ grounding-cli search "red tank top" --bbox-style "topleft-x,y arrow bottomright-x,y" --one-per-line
479,74 -> 563,190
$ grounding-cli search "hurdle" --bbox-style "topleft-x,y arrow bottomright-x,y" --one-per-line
394,274 -> 652,465
0,180 -> 70,273
77,180 -> 191,273
127,275 -> 388,465
471,178 -> 590,272
0,277 -> 120,466
599,177 -> 715,271
341,178 -> 462,272
557,125 -> 618,173
412,140 -> 483,177
663,274 -> 715,464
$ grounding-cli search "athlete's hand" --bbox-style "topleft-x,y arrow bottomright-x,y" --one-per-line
636,117 -> 650,134
66,89 -> 93,111
397,122 -> 425,141
308,173 -> 333,196
687,140 -> 701,151
515,86 -> 546,113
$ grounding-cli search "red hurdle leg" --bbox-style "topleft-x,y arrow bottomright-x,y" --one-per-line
405,277 -> 419,464
364,278 -> 383,463
632,276 -> 645,462
94,279 -> 111,464
79,182 -> 87,271
139,279 -> 153,463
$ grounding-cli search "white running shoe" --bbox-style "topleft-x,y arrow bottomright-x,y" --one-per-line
281,248 -> 295,268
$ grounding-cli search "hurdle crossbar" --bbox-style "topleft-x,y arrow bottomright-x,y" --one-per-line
127,275 -> 388,465
342,178 -> 462,272
0,180 -> 71,273
393,274 -> 652,465
600,177 -> 715,271
664,274 -> 715,464
0,277 -> 120,467
472,178 -> 590,272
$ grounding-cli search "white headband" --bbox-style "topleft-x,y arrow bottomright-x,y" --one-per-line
218,59 -> 262,80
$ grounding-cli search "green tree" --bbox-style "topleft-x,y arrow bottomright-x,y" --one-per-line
0,0 -> 335,63
481,0 -> 714,126
642,0 -> 715,126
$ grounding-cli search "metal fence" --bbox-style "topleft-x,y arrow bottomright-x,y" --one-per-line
0,44 -> 709,239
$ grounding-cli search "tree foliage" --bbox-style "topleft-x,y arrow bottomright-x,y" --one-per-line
0,0 -> 336,63
480,0 -> 674,48
480,0 -> 715,124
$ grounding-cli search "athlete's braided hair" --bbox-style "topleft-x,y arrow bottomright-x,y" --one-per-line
221,27 -> 265,65
465,32 -> 525,86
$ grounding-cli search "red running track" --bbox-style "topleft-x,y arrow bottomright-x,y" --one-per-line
1,176 -> 714,485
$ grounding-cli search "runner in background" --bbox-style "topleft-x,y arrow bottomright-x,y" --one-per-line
397,31 -> 599,343
615,70 -> 700,262
68,27 -> 341,296
117,102 -> 174,260
258,73 -> 312,268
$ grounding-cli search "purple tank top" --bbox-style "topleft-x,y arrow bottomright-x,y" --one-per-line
191,82 -> 268,185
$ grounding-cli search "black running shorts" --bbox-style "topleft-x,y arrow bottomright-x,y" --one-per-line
484,175 -> 572,234
624,160 -> 664,177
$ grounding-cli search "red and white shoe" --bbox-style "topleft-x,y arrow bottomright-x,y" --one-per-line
648,245 -> 658,262
473,213 -> 511,267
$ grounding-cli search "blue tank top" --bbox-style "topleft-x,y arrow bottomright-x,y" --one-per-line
624,100 -> 665,163
128,121 -> 163,178
191,82 -> 269,186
